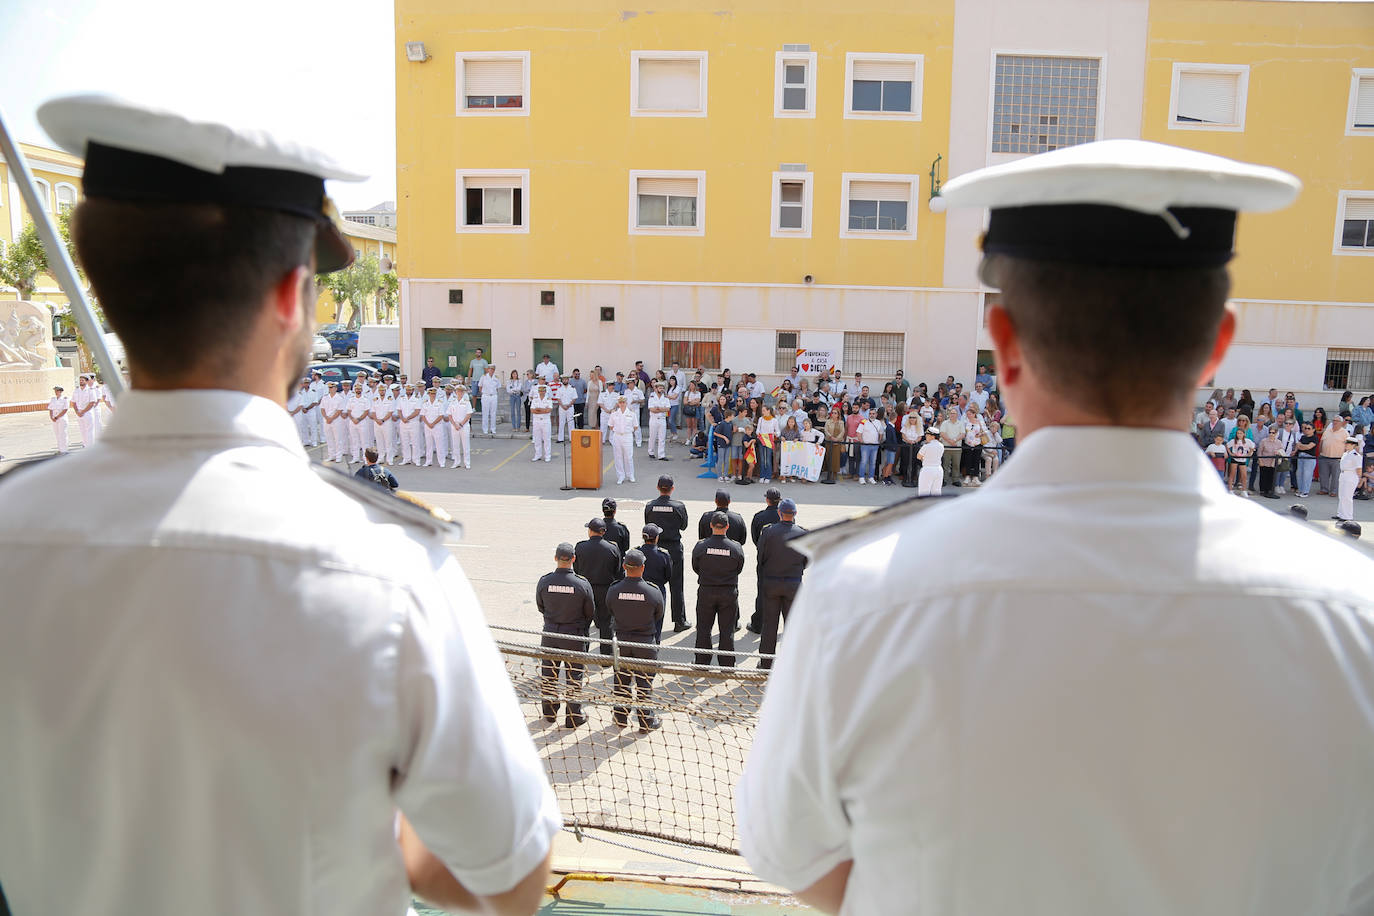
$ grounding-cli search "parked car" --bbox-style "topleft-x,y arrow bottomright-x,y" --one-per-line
318,326 -> 359,358
355,356 -> 402,377
307,361 -> 382,390
311,335 -> 332,361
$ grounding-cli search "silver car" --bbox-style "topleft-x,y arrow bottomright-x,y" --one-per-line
311,335 -> 332,361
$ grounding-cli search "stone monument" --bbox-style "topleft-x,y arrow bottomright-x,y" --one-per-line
0,301 -> 77,408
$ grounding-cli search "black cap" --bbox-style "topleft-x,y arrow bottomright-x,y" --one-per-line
1337,519 -> 1363,538
623,549 -> 646,568
764,486 -> 781,502
1289,504 -> 1308,520
715,489 -> 731,505
587,518 -> 607,533
555,542 -> 576,560
710,511 -> 729,529
657,474 -> 674,489
602,497 -> 617,512
642,523 -> 662,539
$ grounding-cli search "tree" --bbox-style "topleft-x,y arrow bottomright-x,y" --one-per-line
323,253 -> 381,328
378,271 -> 399,324
0,221 -> 45,299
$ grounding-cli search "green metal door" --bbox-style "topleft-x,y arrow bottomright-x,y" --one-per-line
532,338 -> 564,374
424,328 -> 492,382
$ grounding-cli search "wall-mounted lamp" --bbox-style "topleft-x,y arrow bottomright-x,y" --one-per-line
803,275 -> 814,284
405,42 -> 430,63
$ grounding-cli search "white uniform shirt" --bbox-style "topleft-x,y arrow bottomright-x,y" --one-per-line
309,379 -> 327,402
420,395 -> 446,425
738,427 -> 1374,916
609,408 -> 637,437
49,395 -> 70,418
529,393 -> 555,419
0,390 -> 560,916
72,383 -> 97,414
627,386 -> 645,409
447,396 -> 474,427
287,389 -> 305,415
648,393 -> 671,417
556,386 -> 576,411
916,438 -> 943,466
1342,449 -> 1362,475
599,390 -> 619,415
535,361 -> 560,384
322,392 -> 345,419
479,373 -> 502,399
348,392 -> 371,420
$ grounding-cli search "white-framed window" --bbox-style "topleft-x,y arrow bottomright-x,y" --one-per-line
629,170 -> 705,236
990,53 -> 1101,154
631,51 -> 708,117
1334,191 -> 1374,256
456,52 -> 530,116
844,53 -> 923,120
455,169 -> 530,233
55,182 -> 78,211
774,50 -> 817,118
840,173 -> 918,240
1347,68 -> 1374,136
32,177 -> 51,212
1168,63 -> 1248,132
770,171 -> 813,237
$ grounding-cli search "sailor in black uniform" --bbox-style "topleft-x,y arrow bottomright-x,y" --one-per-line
534,542 -> 596,726
746,486 -> 783,633
696,489 -> 746,544
573,517 -> 623,656
638,523 -> 673,643
605,549 -> 664,732
643,474 -> 690,632
601,497 -> 631,555
756,498 -> 808,669
691,511 -> 747,667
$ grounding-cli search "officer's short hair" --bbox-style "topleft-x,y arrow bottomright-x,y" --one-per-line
715,489 -> 731,506
623,549 -> 645,568
74,200 -> 315,377
364,447 -> 378,463
982,254 -> 1229,418
602,497 -> 617,514
710,511 -> 729,529
657,475 -> 674,490
555,542 -> 576,560
764,487 -> 782,503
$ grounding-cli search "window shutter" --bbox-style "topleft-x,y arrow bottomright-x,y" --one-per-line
852,59 -> 914,82
464,176 -> 520,189
1355,76 -> 1374,127
638,177 -> 699,197
1176,72 -> 1238,124
849,180 -> 909,201
638,59 -> 701,110
464,59 -> 523,95
1344,198 -> 1374,221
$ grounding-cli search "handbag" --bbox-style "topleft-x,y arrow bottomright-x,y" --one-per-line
1276,457 -> 1291,472
683,404 -> 697,418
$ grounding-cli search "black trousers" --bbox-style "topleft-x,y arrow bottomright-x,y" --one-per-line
591,584 -> 616,655
539,627 -> 589,719
574,403 -> 585,428
748,572 -> 764,631
663,539 -> 686,624
1258,465 -> 1276,495
695,586 -> 739,666
759,579 -> 800,669
613,641 -> 657,727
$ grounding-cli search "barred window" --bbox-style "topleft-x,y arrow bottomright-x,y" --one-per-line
1325,348 -> 1374,391
991,55 -> 1099,154
663,327 -> 722,372
775,330 -> 799,373
842,332 -> 904,379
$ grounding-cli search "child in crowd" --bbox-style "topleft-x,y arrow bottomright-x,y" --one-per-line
1205,434 -> 1228,479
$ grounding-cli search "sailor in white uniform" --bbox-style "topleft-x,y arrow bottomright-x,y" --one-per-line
1338,436 -> 1361,522
0,94 -> 557,916
420,385 -> 448,467
478,367 -> 502,435
529,381 -> 554,461
72,374 -> 100,446
915,427 -> 944,496
626,382 -> 645,447
555,378 -> 576,443
447,384 -> 473,470
48,385 -> 70,453
345,383 -> 370,463
598,387 -> 618,443
738,140 -> 1374,916
647,382 -> 670,460
608,395 -> 637,484
397,383 -> 420,465
308,370 -> 327,444
287,378 -> 311,445
320,382 -> 346,462
370,386 -> 393,465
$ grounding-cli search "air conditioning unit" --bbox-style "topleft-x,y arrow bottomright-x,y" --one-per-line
541,290 -> 556,306
600,307 -> 615,322
449,289 -> 463,304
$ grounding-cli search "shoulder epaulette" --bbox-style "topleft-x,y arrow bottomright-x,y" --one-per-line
792,493 -> 958,561
312,463 -> 462,540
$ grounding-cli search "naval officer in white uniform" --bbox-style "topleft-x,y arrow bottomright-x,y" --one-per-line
0,95 -> 557,916
738,140 -> 1374,916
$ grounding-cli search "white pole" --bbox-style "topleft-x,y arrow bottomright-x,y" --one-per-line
0,104 -> 124,396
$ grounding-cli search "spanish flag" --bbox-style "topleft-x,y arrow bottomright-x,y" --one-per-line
758,432 -> 776,451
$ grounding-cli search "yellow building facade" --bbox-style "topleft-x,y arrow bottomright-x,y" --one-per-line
0,142 -> 86,310
314,220 -> 399,325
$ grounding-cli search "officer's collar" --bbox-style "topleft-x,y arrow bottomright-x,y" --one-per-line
98,389 -> 307,459
982,426 -> 1225,494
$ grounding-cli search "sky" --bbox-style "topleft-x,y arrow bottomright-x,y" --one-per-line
0,0 -> 397,211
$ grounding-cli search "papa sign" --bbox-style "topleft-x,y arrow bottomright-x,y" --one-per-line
794,348 -> 837,375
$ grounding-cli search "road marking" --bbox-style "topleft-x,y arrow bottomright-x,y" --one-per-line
491,441 -> 530,471
604,459 -> 615,473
